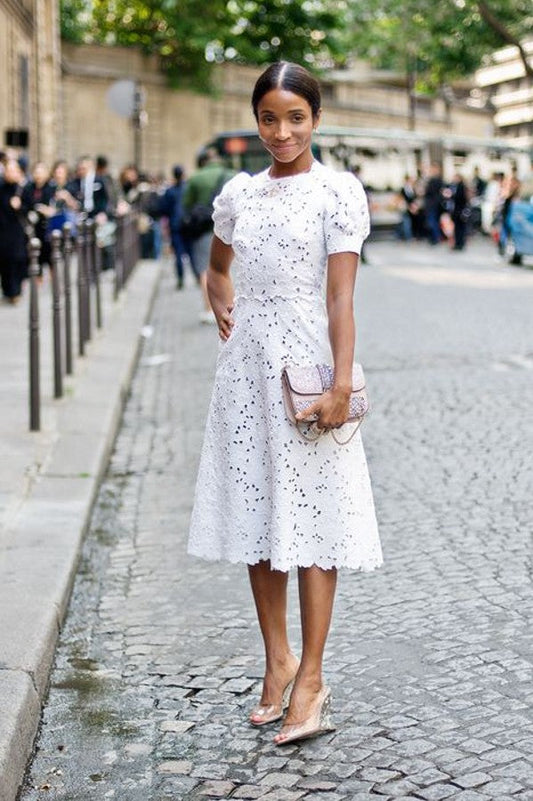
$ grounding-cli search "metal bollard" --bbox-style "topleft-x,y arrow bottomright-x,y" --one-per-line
62,222 -> 73,375
51,230 -> 63,398
114,215 -> 124,299
29,238 -> 41,431
84,218 -> 93,342
77,217 -> 87,356
91,220 -> 102,329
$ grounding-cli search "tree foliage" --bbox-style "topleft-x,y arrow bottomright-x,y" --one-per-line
60,0 -> 349,90
348,0 -> 533,89
60,0 -> 533,91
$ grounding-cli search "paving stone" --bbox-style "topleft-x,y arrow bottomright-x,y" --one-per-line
476,778 -> 524,795
260,772 -> 301,788
453,772 -> 492,789
231,787 -> 266,800
160,720 -> 195,733
196,780 -> 236,797
413,785 -> 460,800
297,778 -> 338,791
157,760 -> 193,774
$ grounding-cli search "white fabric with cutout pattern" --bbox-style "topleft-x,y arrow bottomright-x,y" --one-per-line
188,161 -> 383,572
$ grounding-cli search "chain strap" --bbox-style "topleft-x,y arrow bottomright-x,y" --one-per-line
295,418 -> 363,445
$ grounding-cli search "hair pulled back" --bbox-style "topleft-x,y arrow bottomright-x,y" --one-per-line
251,62 -> 321,120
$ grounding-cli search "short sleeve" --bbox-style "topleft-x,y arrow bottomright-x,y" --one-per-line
324,172 -> 370,255
212,172 -> 250,245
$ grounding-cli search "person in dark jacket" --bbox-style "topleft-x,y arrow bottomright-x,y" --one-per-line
159,165 -> 198,289
22,162 -> 55,274
67,156 -> 109,218
450,173 -> 469,251
424,163 -> 444,245
0,159 -> 29,303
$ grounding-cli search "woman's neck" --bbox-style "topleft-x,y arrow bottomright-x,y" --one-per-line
269,152 -> 314,179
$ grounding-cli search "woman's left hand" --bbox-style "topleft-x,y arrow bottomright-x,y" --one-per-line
216,303 -> 234,341
296,388 -> 350,431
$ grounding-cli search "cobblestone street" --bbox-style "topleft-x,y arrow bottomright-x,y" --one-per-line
21,239 -> 533,800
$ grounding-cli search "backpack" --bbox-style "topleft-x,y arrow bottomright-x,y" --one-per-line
180,170 -> 228,240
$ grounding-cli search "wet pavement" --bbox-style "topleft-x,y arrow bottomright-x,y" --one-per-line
20,239 -> 533,800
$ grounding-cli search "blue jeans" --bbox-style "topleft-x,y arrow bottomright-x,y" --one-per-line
426,208 -> 441,244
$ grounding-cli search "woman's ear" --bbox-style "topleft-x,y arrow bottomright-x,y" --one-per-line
313,109 -> 322,131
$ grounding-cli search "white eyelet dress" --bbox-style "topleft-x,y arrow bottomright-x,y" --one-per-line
188,161 -> 383,572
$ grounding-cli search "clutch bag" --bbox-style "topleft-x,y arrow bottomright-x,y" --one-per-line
281,363 -> 369,444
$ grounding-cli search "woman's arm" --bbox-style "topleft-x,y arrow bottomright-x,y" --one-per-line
296,251 -> 358,429
207,235 -> 235,341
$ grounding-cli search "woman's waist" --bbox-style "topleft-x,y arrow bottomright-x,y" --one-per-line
233,290 -> 324,306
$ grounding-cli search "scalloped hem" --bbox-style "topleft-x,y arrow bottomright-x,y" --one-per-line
187,547 -> 383,573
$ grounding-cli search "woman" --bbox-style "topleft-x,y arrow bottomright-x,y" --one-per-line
48,160 -> 79,234
188,62 -> 382,745
22,162 -> 55,274
0,159 -> 29,304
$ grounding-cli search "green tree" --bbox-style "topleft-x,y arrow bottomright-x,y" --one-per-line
60,0 -> 349,90
348,0 -> 533,89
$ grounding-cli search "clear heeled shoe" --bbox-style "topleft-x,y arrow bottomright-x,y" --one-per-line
274,685 -> 336,745
249,678 -> 295,727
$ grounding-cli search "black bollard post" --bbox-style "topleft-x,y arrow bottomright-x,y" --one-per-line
77,217 -> 87,356
84,218 -> 93,342
29,238 -> 41,431
92,220 -> 103,329
114,215 -> 124,300
51,230 -> 63,399
62,222 -> 73,375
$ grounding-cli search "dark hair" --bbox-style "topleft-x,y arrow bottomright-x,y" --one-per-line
251,62 -> 321,120
172,164 -> 184,181
96,155 -> 108,170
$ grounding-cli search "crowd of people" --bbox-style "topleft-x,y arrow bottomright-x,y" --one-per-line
0,148 -> 524,308
0,150 -> 169,305
393,162 -> 522,252
0,148 -> 234,322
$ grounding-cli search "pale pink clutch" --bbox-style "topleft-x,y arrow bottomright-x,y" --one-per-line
281,363 -> 369,444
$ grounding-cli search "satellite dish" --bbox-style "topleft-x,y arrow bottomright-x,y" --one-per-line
107,80 -> 137,118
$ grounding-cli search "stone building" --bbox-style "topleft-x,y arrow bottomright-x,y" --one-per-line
0,0 -> 61,165
61,44 -> 495,177
475,39 -> 533,147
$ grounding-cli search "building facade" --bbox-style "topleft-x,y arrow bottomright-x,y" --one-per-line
476,40 -> 533,147
0,0 -> 61,165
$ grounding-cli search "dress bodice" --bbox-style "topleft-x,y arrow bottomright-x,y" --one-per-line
213,161 -> 370,302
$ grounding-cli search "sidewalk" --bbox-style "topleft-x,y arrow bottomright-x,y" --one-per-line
0,260 -> 162,801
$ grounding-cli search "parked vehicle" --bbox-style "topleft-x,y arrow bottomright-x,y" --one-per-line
505,177 -> 533,265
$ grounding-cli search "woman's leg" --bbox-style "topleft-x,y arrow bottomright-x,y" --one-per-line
248,561 -> 299,714
274,565 -> 337,740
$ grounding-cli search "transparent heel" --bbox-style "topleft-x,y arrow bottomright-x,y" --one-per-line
274,686 -> 336,746
249,679 -> 295,727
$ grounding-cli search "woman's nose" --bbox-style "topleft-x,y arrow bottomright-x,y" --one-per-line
275,122 -> 290,140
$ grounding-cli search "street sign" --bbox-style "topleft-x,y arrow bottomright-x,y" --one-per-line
107,80 -> 139,118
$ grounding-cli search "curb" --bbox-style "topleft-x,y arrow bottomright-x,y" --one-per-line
0,260 -> 162,801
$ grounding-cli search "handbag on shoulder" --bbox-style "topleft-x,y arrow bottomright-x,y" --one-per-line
281,363 -> 369,445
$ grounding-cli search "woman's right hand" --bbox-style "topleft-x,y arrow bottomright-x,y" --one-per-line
217,303 -> 234,341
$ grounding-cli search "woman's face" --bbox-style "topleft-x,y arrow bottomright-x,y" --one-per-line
53,164 -> 68,185
257,89 -> 319,171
